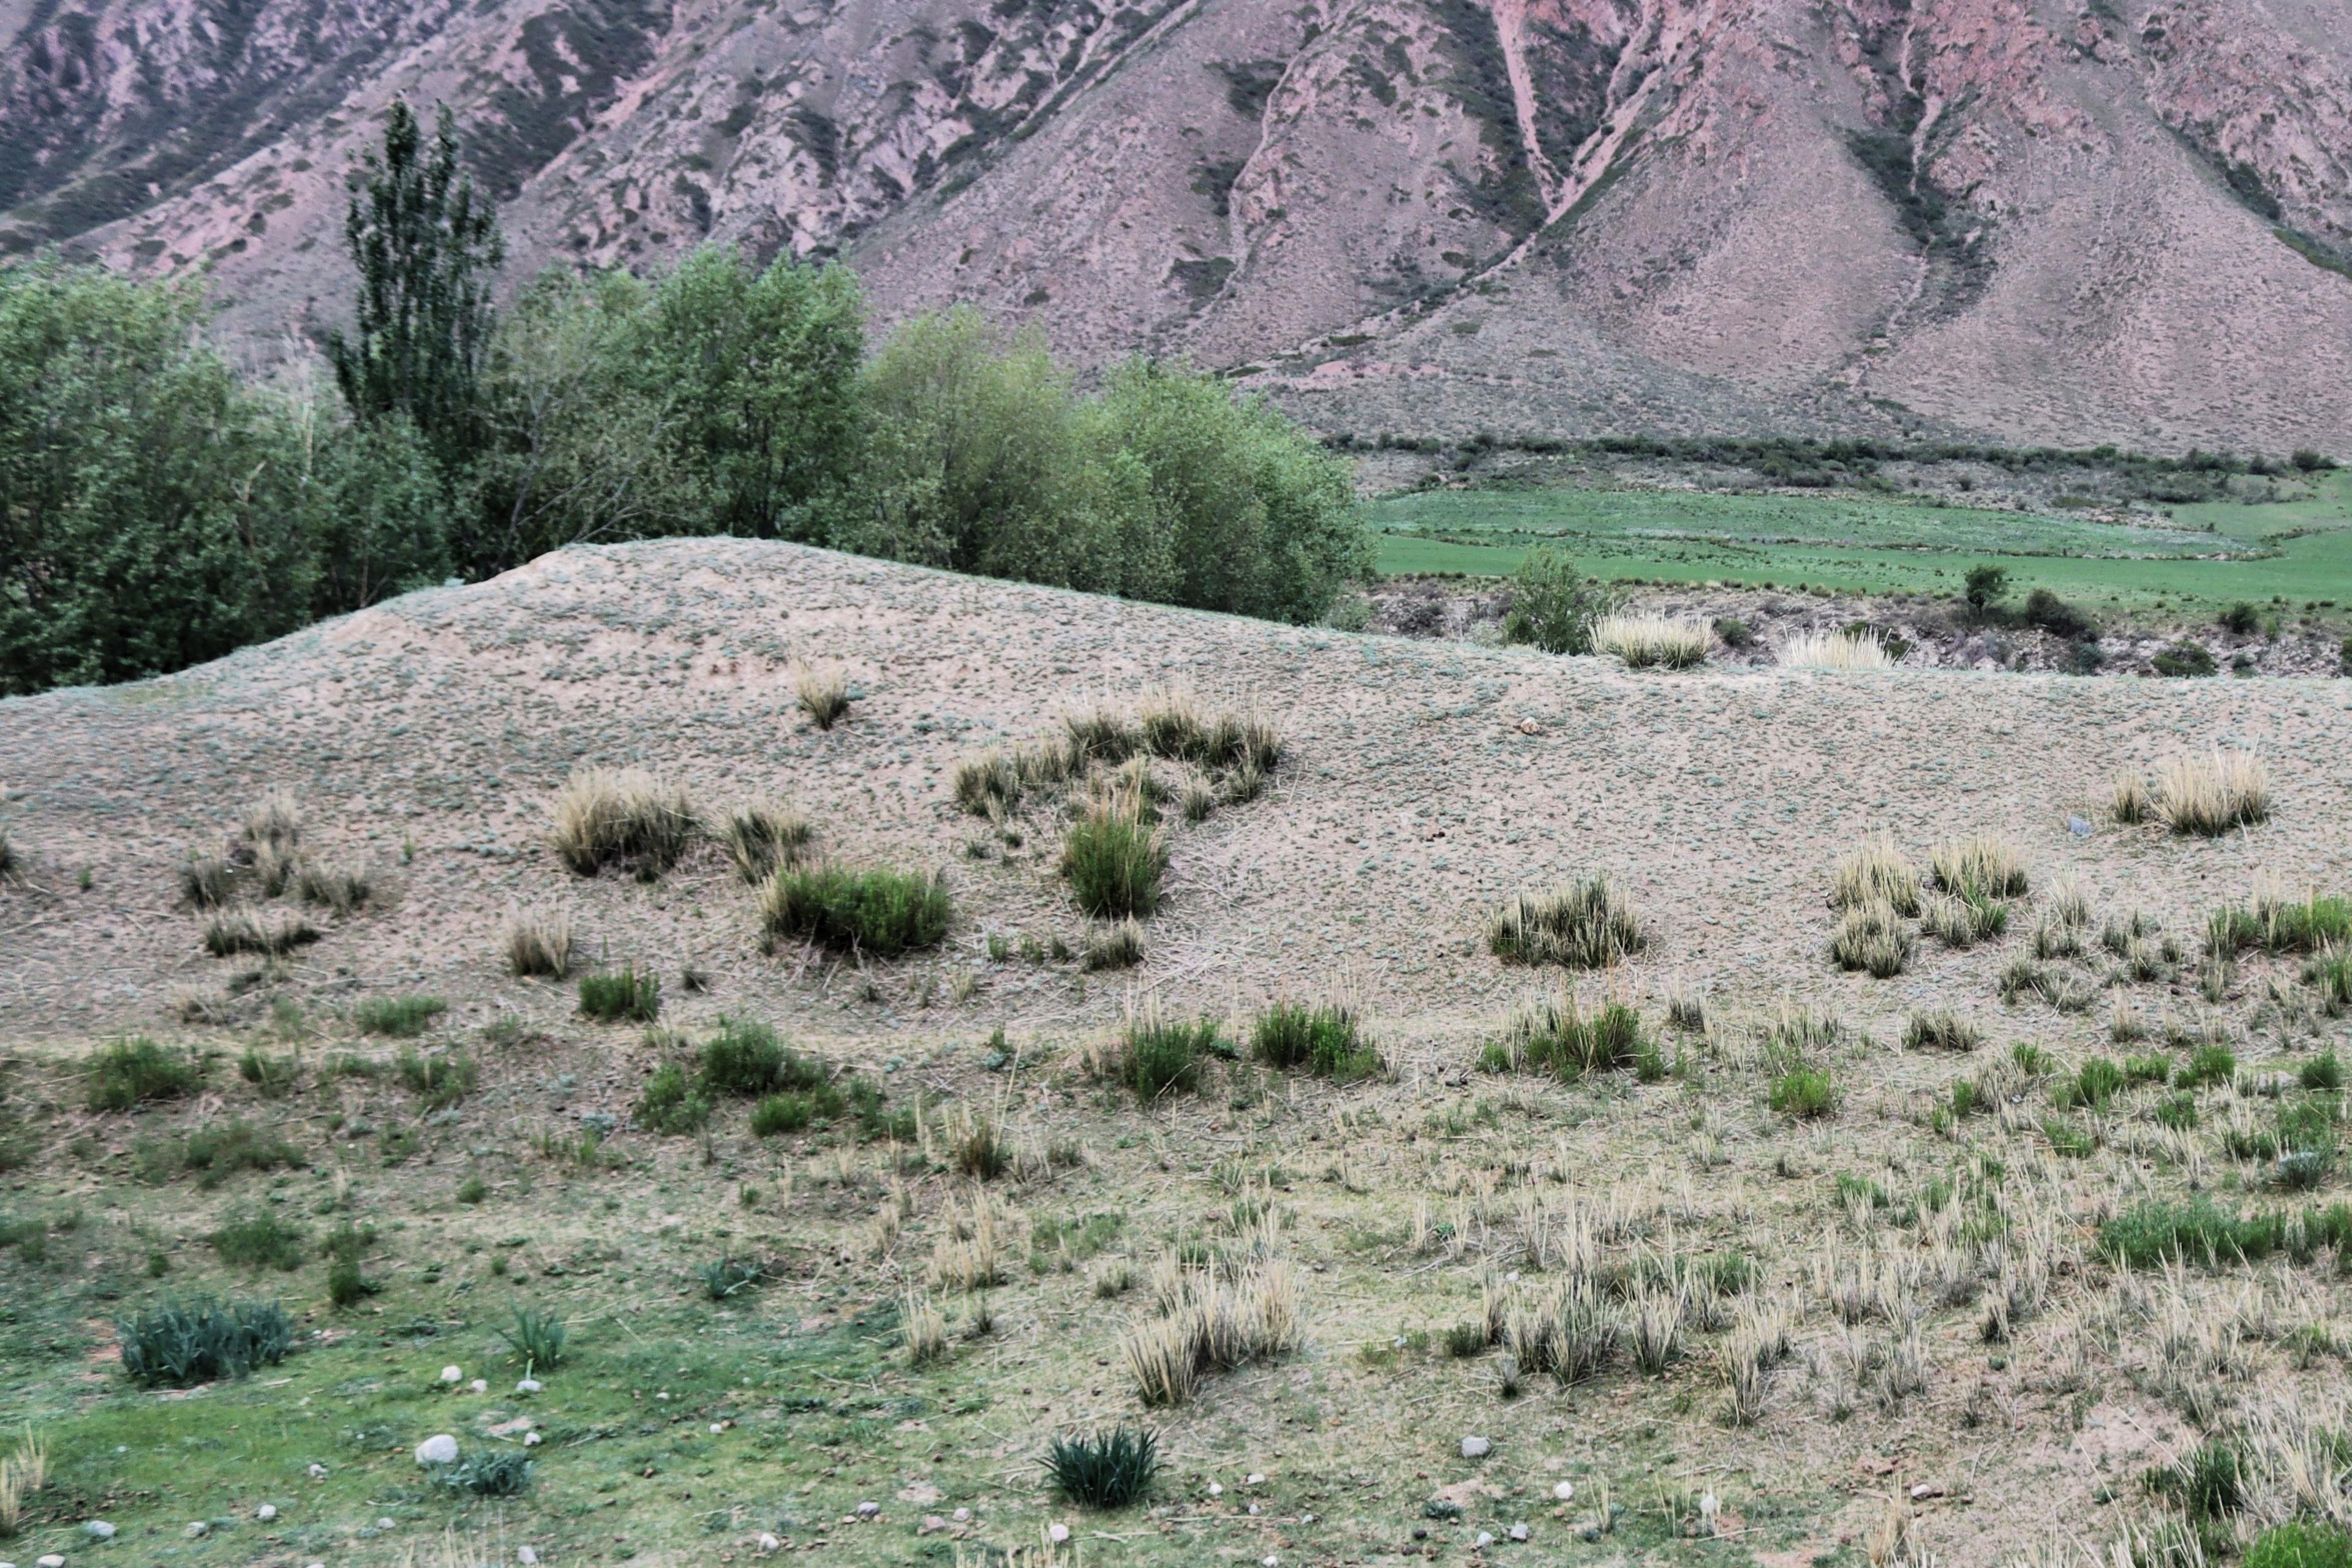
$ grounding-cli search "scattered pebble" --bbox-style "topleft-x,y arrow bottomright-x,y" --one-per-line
1301,1513 -> 1316,1524
185,1521 -> 210,1538
1551,1481 -> 1575,1501
524,1431 -> 543,1447
307,1464 -> 328,1480
517,1548 -> 538,1566
516,1378 -> 543,1394
1509,1523 -> 1529,1542
1476,1532 -> 1494,1549
1460,1436 -> 1491,1460
469,1379 -> 488,1393
81,1524 -> 114,1541
1246,1502 -> 1260,1516
38,1556 -> 66,1568
918,1516 -> 948,1536
414,1434 -> 459,1466
1245,1472 -> 1264,1486
758,1534 -> 780,1551
854,1501 -> 880,1519
709,1423 -> 725,1434
951,1508 -> 971,1524
439,1366 -> 462,1384
255,1505 -> 277,1522
1047,1524 -> 1070,1545
1206,1482 -> 1223,1497
376,1518 -> 394,1531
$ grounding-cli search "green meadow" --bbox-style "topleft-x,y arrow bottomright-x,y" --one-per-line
1369,470 -> 2352,613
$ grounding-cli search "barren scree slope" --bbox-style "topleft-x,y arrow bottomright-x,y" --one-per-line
3,544 -> 2352,1566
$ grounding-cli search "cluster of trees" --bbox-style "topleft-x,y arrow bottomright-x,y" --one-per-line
0,104 -> 1367,697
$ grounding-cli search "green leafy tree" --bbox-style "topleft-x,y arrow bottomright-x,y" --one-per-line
1962,564 -> 2009,616
282,381 -> 453,615
328,100 -> 503,469
637,246 -> 865,540
1091,358 -> 1370,624
1502,547 -> 1621,654
0,262 -> 314,694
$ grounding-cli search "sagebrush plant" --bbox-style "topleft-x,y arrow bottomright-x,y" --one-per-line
1829,832 -> 1921,916
1487,877 -> 1645,968
88,1036 -> 200,1111
1061,788 -> 1168,921
1593,613 -> 1711,670
549,767 -> 696,877
761,862 -> 951,955
579,965 -> 661,1023
1252,1001 -> 1379,1080
724,802 -> 812,882
2154,749 -> 2269,836
1046,1424 -> 1160,1509
502,910 -> 575,978
116,1297 -> 292,1387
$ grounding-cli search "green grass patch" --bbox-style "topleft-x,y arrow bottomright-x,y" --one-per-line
761,865 -> 951,954
2098,1196 -> 2352,1268
1061,810 -> 1168,921
355,995 -> 448,1036
87,1036 -> 200,1111
115,1297 -> 292,1387
1252,1002 -> 1379,1080
579,966 -> 662,1023
209,1210 -> 307,1271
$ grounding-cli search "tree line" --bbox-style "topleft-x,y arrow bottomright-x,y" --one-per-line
0,104 -> 1369,696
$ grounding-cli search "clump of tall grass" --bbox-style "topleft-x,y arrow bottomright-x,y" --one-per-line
1829,832 -> 1921,916
88,1036 -> 200,1111
1828,900 -> 1912,977
242,789 -> 301,852
1483,989 -> 1648,1079
2152,750 -> 2269,837
1132,690 -> 1281,772
1768,1066 -> 1841,1118
1121,1257 -> 1301,1405
1046,1424 -> 1160,1509
502,910 -> 575,978
724,802 -> 810,882
2109,773 -> 2155,824
295,862 -> 369,915
1487,877 -> 1645,968
202,908 -> 320,957
1929,835 -> 2028,900
761,863 -> 951,956
953,751 -> 1022,817
901,1289 -> 947,1364
794,665 -> 853,729
180,854 -> 236,908
549,768 -> 695,878
356,995 -> 447,1038
116,1297 -> 291,1386
2207,888 -> 2351,956
1593,614 -> 1711,670
1777,631 -> 1895,670
1107,1000 -> 1224,1102
1061,790 -> 1168,920
579,966 -> 661,1023
1902,1010 -> 1981,1052
1252,1001 -> 1379,1080
499,1304 -> 569,1369
1080,918 -> 1147,972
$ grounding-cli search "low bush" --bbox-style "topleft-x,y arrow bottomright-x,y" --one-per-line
211,1212 -> 307,1271
2151,640 -> 2217,677
579,967 -> 661,1023
2024,587 -> 2097,639
1061,799 -> 1168,920
2176,1044 -> 2237,1087
439,1450 -> 532,1497
180,855 -> 235,908
88,1037 -> 202,1111
549,767 -> 695,878
1046,1424 -> 1160,1509
1502,548 -> 1619,654
633,1064 -> 711,1134
1487,878 -> 1645,968
2218,602 -> 2262,636
761,864 -> 951,955
116,1297 -> 292,1386
238,1047 -> 300,1098
356,995 -> 447,1037
1488,992 -> 1646,1079
1768,1068 -> 1840,1118
2301,1050 -> 2345,1090
1252,1002 -> 1379,1080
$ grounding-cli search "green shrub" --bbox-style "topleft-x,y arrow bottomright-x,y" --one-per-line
579,967 -> 661,1023
2246,1522 -> 2352,1568
325,1223 -> 378,1306
2176,1044 -> 2237,1087
761,864 -> 951,955
2024,588 -> 2097,639
2149,1441 -> 2244,1520
2122,1054 -> 2171,1084
698,1017 -> 824,1098
750,1090 -> 836,1136
1252,1003 -> 1379,1080
396,1047 -> 477,1110
2095,1196 -> 2352,1268
2151,640 -> 2217,677
1502,547 -> 1621,654
1487,878 -> 1645,968
2301,1050 -> 2345,1091
238,1047 -> 300,1098
2310,950 -> 2352,1009
356,995 -> 447,1036
1060,807 -> 1167,921
1120,1011 -> 1222,1101
499,1305 -> 568,1370
1045,1424 -> 1159,1509
211,1212 -> 307,1271
2155,1093 -> 2198,1130
88,1036 -> 200,1111
116,1297 -> 292,1386
1768,1068 -> 1840,1118
2042,1117 -> 2097,1158
2218,602 -> 2261,636
633,1064 -> 710,1134
2074,1057 -> 2127,1109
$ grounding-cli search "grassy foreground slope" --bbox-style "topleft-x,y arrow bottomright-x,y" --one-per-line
1,543 -> 2350,1567
1373,470 -> 2352,612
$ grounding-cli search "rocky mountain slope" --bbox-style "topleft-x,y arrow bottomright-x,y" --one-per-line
4,0 -> 2348,453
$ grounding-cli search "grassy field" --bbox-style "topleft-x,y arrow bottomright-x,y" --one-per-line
1370,471 -> 2352,612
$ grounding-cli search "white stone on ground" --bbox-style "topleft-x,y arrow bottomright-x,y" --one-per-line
439,1365 -> 462,1384
81,1524 -> 114,1540
255,1505 -> 277,1522
1551,1480 -> 1575,1501
414,1434 -> 459,1465
1460,1436 -> 1490,1459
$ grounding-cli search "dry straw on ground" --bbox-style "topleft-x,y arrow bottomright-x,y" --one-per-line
1777,631 -> 1895,670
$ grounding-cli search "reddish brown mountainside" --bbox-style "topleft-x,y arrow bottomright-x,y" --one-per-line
2,0 -> 2346,451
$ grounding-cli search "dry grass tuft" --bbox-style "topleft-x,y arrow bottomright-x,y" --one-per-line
1488,878 -> 1645,968
503,910 -> 575,979
202,908 -> 320,958
1830,900 -> 1913,978
550,768 -> 696,878
1778,631 -> 1896,671
1080,918 -> 1147,972
1929,834 -> 2029,900
1594,614 -> 1711,670
723,802 -> 810,883
2154,750 -> 2270,837
295,862 -> 370,916
1121,1256 -> 1302,1406
1830,832 -> 1921,916
2109,772 -> 2155,825
900,1290 -> 947,1365
794,665 -> 853,729
242,788 -> 302,851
